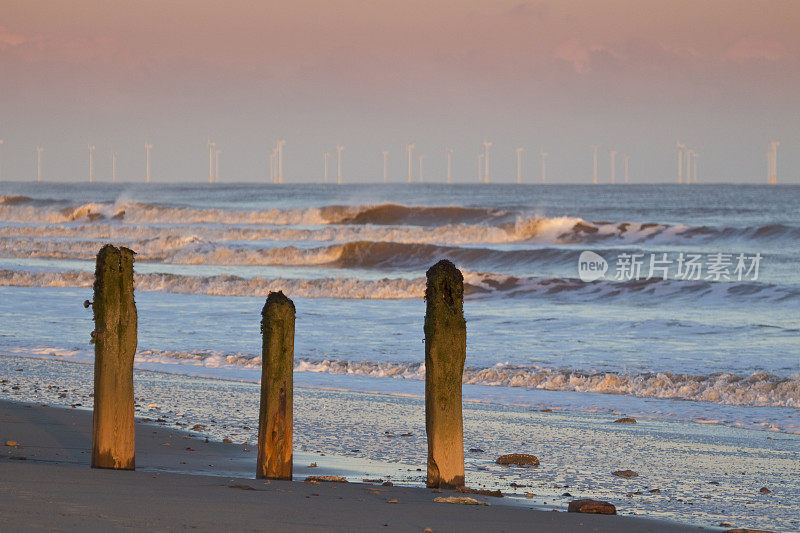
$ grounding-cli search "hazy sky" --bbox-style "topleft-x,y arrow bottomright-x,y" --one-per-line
1,0 -> 798,183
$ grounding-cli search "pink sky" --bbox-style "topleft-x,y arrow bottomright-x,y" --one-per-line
0,1 -> 798,182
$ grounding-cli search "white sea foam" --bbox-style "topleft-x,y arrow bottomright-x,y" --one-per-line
0,212 -> 573,245
9,343 -> 798,411
0,269 -> 424,299
1,267 -> 796,303
4,200 -> 796,247
289,359 -> 800,409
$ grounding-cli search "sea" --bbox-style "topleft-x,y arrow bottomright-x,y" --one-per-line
1,182 -> 798,530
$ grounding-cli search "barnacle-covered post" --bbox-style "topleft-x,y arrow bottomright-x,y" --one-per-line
424,259 -> 466,489
91,244 -> 137,470
257,291 -> 295,480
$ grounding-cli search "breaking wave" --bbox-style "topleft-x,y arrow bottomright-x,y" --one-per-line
0,217 -> 581,246
2,199 -> 799,246
2,268 -> 796,302
124,349 -> 800,410
294,359 -> 800,409
321,203 -> 508,225
0,195 -> 34,205
0,269 -> 425,299
0,236 -> 579,269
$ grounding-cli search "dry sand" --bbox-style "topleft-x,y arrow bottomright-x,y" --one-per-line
0,400 -> 700,532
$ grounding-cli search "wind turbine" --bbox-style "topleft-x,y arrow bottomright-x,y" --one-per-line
482,140 -> 492,183
276,140 -> 286,184
609,150 -> 617,184
676,141 -> 685,183
540,150 -> 548,184
767,141 -> 779,184
269,149 -> 276,183
591,144 -> 599,184
693,152 -> 699,183
336,145 -> 344,184
145,142 -> 153,183
323,151 -> 330,184
36,146 -> 43,182
685,149 -> 694,184
215,149 -> 221,183
418,155 -> 424,183
88,144 -> 95,182
0,139 -> 3,181
381,150 -> 389,183
773,141 -> 780,184
112,151 -> 118,183
477,152 -> 484,183
622,154 -> 630,184
515,147 -> 523,184
446,147 -> 454,184
207,140 -> 215,184
405,143 -> 414,183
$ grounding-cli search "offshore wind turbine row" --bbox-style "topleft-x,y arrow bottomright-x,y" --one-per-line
0,138 -> 782,184
676,142 -> 700,184
479,143 -> 623,185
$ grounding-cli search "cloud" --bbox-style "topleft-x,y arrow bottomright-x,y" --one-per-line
722,36 -> 787,62
505,2 -> 548,20
0,26 -> 25,47
553,38 -> 617,73
659,42 -> 703,59
554,38 -> 591,73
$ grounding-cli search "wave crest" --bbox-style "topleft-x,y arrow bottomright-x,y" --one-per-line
322,203 -> 508,226
2,199 -> 799,245
2,268 -> 796,303
0,195 -> 33,205
295,359 -> 800,408
0,269 -> 424,299
129,351 -> 800,409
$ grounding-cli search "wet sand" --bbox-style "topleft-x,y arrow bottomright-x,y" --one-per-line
0,400 -> 698,532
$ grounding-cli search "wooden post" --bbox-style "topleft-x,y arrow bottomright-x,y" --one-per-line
424,259 -> 466,489
257,291 -> 295,480
91,245 -> 137,470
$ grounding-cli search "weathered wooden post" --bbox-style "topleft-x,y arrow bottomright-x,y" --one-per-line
91,244 -> 137,470
257,291 -> 295,480
424,259 -> 466,489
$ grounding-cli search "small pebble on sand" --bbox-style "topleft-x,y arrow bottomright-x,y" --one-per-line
434,496 -> 488,506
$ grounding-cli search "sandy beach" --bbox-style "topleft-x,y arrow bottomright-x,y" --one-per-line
2,353 -> 797,531
0,399 -> 702,532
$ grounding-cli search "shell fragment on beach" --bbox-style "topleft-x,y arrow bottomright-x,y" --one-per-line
305,476 -> 348,483
455,486 -> 503,498
433,496 -> 489,506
